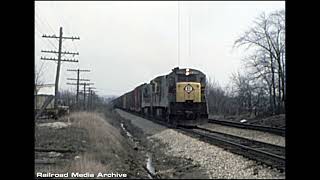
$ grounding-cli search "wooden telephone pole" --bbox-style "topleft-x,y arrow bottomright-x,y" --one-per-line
87,87 -> 97,111
66,69 -> 90,107
41,27 -> 80,108
69,82 -> 94,110
82,83 -> 94,110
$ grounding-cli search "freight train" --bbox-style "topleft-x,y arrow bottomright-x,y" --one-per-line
112,67 -> 208,126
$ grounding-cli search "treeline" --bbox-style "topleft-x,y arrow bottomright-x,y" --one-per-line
57,90 -> 112,112
206,9 -> 285,117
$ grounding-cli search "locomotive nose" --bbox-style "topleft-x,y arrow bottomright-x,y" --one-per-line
176,82 -> 201,103
185,111 -> 195,120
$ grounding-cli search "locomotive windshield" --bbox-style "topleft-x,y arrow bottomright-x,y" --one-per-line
177,74 -> 197,82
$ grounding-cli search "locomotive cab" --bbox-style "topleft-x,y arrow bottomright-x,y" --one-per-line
168,68 -> 208,126
116,67 -> 209,127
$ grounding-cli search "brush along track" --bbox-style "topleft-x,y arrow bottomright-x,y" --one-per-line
208,119 -> 285,136
178,126 -> 285,172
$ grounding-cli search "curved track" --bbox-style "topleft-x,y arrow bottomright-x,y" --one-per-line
208,119 -> 285,136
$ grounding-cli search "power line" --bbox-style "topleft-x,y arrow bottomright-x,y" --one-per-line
60,12 -> 79,58
35,19 -> 58,50
51,1 -> 64,28
35,6 -> 54,33
35,4 -> 74,59
35,6 -> 56,35
177,1 -> 180,67
51,1 -> 78,53
188,14 -> 191,57
66,69 -> 91,108
35,25 -> 53,49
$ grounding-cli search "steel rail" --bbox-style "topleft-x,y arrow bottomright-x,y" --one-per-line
116,109 -> 285,171
179,127 -> 285,171
208,119 -> 285,136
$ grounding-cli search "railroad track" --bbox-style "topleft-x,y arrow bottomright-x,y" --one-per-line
208,119 -> 285,136
116,109 -> 285,171
178,126 -> 285,172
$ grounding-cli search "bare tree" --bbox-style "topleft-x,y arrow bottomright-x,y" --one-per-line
230,72 -> 254,115
206,77 -> 226,115
234,9 -> 285,114
244,51 -> 275,114
59,90 -> 76,107
35,63 -> 45,95
206,77 -> 241,116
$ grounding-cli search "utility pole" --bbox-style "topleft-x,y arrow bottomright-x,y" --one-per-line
79,82 -> 94,110
81,87 -> 96,111
92,90 -> 98,111
66,69 -> 90,108
41,27 -> 80,108
88,87 -> 96,111
67,82 -> 93,110
83,83 -> 87,110
79,90 -> 88,110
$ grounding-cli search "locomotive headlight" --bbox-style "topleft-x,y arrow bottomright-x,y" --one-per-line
186,68 -> 190,75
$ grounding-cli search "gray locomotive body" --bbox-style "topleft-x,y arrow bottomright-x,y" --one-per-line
113,67 -> 208,126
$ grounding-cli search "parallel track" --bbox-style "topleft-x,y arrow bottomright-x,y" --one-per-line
116,109 -> 285,171
179,126 -> 285,171
208,119 -> 285,136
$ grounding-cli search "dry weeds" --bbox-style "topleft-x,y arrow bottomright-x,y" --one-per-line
67,112 -> 129,171
70,112 -> 127,155
64,153 -> 108,174
36,111 -> 131,175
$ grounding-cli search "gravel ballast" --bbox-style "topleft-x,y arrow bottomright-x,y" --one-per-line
150,129 -> 284,179
116,109 -> 166,135
200,123 -> 285,147
116,109 -> 285,179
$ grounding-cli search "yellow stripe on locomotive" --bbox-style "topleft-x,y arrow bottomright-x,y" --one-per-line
176,82 -> 201,103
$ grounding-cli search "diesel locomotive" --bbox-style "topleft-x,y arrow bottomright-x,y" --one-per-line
112,67 -> 208,126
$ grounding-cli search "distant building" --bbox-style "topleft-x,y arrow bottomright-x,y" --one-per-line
35,85 -> 55,110
35,85 -> 55,96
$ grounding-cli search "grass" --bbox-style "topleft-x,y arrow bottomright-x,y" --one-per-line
68,112 -> 129,171
71,113 -> 126,150
64,153 -> 108,174
36,111 -> 131,176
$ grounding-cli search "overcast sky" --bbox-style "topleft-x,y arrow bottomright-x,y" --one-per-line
35,1 -> 285,97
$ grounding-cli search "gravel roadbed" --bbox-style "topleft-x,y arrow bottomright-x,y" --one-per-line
200,123 -> 285,147
116,109 -> 166,135
116,109 -> 285,179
